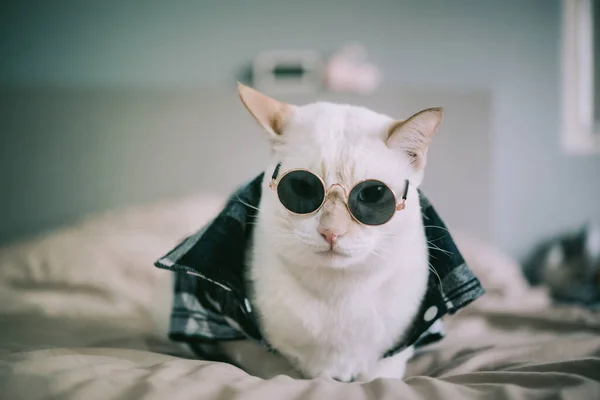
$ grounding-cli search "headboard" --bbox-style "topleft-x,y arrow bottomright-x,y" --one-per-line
0,86 -> 491,243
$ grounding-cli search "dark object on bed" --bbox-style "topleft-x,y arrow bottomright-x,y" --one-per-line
523,221 -> 600,307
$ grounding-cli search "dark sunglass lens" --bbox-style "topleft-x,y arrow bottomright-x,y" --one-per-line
348,180 -> 396,225
277,171 -> 325,214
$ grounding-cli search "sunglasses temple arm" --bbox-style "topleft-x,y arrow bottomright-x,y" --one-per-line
397,180 -> 410,211
269,162 -> 282,190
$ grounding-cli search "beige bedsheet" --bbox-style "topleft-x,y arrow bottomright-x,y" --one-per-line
1,195 -> 599,400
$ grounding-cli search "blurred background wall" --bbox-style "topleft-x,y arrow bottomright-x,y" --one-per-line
1,0 -> 599,260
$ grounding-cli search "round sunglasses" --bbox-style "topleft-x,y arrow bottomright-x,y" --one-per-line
268,163 -> 410,226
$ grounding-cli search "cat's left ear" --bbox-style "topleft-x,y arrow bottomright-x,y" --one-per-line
387,107 -> 443,171
237,82 -> 293,141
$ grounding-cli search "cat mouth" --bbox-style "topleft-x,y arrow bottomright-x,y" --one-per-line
317,248 -> 350,257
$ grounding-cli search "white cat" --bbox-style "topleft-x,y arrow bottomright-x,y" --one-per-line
220,83 -> 444,382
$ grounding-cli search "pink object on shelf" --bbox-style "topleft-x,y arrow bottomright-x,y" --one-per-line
324,44 -> 381,94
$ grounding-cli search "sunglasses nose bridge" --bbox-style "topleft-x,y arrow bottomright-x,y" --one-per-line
325,183 -> 349,201
322,183 -> 353,219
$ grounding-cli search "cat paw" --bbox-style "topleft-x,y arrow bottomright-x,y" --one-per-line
355,346 -> 413,382
311,368 -> 356,383
332,375 -> 356,383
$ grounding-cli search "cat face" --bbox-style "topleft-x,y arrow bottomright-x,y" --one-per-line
238,84 -> 442,269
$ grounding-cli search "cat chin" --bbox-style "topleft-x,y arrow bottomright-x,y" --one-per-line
312,253 -> 360,269
278,248 -> 370,270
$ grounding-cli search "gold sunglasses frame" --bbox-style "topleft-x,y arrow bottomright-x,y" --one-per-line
268,165 -> 409,226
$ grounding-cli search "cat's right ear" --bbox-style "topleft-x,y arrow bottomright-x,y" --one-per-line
387,107 -> 443,171
237,82 -> 293,141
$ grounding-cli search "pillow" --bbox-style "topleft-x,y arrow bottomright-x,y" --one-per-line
0,194 -> 225,342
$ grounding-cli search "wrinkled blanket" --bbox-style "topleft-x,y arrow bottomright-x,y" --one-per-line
1,195 -> 599,400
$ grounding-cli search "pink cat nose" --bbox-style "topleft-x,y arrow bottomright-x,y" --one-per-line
318,228 -> 338,247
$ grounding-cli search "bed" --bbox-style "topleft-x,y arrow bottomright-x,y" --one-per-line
1,194 -> 599,400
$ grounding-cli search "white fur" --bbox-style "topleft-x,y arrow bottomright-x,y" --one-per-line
221,101 -> 431,382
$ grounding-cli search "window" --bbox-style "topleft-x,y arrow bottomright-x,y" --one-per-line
561,0 -> 600,154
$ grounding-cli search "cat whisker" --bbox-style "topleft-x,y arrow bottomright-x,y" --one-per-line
262,213 -> 294,226
369,249 -> 388,261
381,234 -> 405,240
381,233 -> 454,256
421,226 -> 450,241
279,145 -> 310,167
426,242 -> 453,256
245,220 -> 290,229
428,262 -> 444,295
422,225 -> 450,232
262,230 -> 297,241
235,197 -> 261,212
